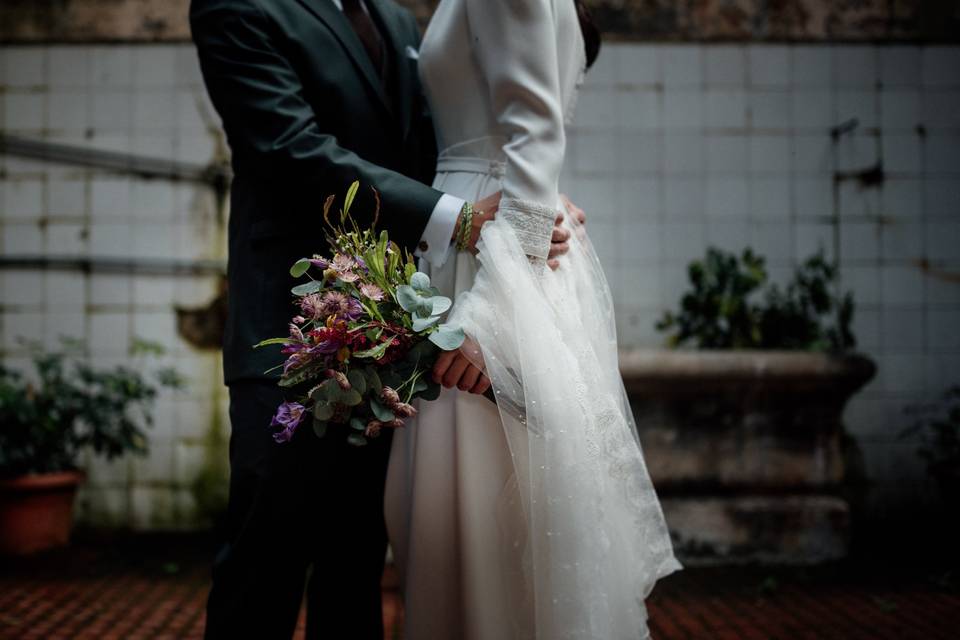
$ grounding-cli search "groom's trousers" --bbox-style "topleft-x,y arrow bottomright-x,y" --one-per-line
204,380 -> 394,639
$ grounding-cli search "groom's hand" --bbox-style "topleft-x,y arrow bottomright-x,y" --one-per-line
547,212 -> 570,271
548,194 -> 587,270
433,349 -> 491,395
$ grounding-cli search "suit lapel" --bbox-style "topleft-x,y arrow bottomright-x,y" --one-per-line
366,0 -> 414,136
294,0 -> 392,116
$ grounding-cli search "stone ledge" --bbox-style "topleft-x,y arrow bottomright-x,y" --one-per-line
620,349 -> 876,395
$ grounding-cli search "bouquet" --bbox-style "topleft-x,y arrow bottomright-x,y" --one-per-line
257,182 -> 465,446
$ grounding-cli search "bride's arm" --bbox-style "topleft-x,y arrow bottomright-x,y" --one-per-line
465,0 -> 565,261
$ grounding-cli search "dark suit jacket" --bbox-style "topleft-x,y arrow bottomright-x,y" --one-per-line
190,0 -> 442,384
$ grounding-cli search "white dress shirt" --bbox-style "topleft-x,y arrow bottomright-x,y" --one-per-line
330,0 -> 463,268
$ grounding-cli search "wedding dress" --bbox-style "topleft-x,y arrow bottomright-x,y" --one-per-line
384,1 -> 681,638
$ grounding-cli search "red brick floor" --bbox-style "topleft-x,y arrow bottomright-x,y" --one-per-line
1,535 -> 957,639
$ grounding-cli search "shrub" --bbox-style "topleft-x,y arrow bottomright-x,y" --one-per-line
0,339 -> 183,478
656,247 -> 855,351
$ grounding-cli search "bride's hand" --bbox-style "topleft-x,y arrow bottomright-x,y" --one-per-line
432,338 -> 491,395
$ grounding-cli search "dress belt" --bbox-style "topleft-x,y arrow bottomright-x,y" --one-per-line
435,155 -> 506,179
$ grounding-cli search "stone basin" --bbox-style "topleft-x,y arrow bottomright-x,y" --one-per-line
621,349 -> 876,564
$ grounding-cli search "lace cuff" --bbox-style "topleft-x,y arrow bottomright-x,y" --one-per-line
500,197 -> 556,260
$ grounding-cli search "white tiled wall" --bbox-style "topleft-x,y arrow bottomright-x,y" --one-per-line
0,45 -> 229,529
562,43 -> 960,512
1,42 -> 958,526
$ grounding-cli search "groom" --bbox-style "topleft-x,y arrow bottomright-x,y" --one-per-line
191,0 -> 575,638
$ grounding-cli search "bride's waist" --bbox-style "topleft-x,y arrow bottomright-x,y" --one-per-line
435,155 -> 505,178
435,135 -> 507,177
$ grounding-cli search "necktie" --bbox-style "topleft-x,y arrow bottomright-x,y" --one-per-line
341,0 -> 384,75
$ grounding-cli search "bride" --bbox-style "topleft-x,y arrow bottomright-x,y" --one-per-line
384,1 -> 682,638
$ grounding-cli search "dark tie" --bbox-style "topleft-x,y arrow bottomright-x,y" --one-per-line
341,0 -> 384,75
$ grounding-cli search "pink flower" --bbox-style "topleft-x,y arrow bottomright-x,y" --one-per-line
359,283 -> 384,302
331,254 -> 360,283
331,254 -> 356,272
325,369 -> 351,390
364,420 -> 383,438
288,323 -> 304,341
394,402 -> 418,418
380,386 -> 401,407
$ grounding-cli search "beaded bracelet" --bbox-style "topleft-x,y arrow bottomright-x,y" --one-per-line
455,202 -> 475,252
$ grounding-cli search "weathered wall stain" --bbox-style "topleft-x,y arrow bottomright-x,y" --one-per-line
2,0 -> 958,43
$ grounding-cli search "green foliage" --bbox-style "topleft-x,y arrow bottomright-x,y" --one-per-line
0,339 -> 183,478
656,247 -> 856,351
901,386 -> 960,504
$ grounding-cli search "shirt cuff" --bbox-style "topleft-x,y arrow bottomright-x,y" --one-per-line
414,194 -> 464,269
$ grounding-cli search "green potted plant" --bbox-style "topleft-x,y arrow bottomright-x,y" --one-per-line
622,247 -> 876,564
902,387 -> 960,512
0,339 -> 182,555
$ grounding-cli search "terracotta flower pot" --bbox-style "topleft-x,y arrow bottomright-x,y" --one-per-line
0,471 -> 85,556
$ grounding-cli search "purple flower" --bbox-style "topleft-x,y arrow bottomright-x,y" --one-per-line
270,401 -> 305,443
310,257 -> 329,269
300,293 -> 324,320
319,291 -> 363,320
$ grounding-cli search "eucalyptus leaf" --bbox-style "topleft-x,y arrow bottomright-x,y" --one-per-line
405,339 -> 438,364
347,370 -> 367,394
412,378 -> 429,394
312,401 -> 334,421
312,419 -> 328,439
290,258 -> 312,278
427,296 -> 452,315
340,389 -> 363,406
379,371 -> 403,390
419,380 -> 442,402
310,379 -> 336,402
347,433 -> 368,447
396,285 -> 420,312
291,280 -> 323,296
410,272 -> 431,291
370,398 -> 395,422
416,297 -> 435,317
364,368 -> 383,393
412,315 -> 441,332
350,417 -> 367,432
429,324 -> 466,351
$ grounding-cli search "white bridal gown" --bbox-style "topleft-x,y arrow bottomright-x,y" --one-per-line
384,1 -> 682,638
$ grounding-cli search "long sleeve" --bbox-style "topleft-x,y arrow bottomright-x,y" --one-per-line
465,0 -> 565,260
190,0 -> 443,252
